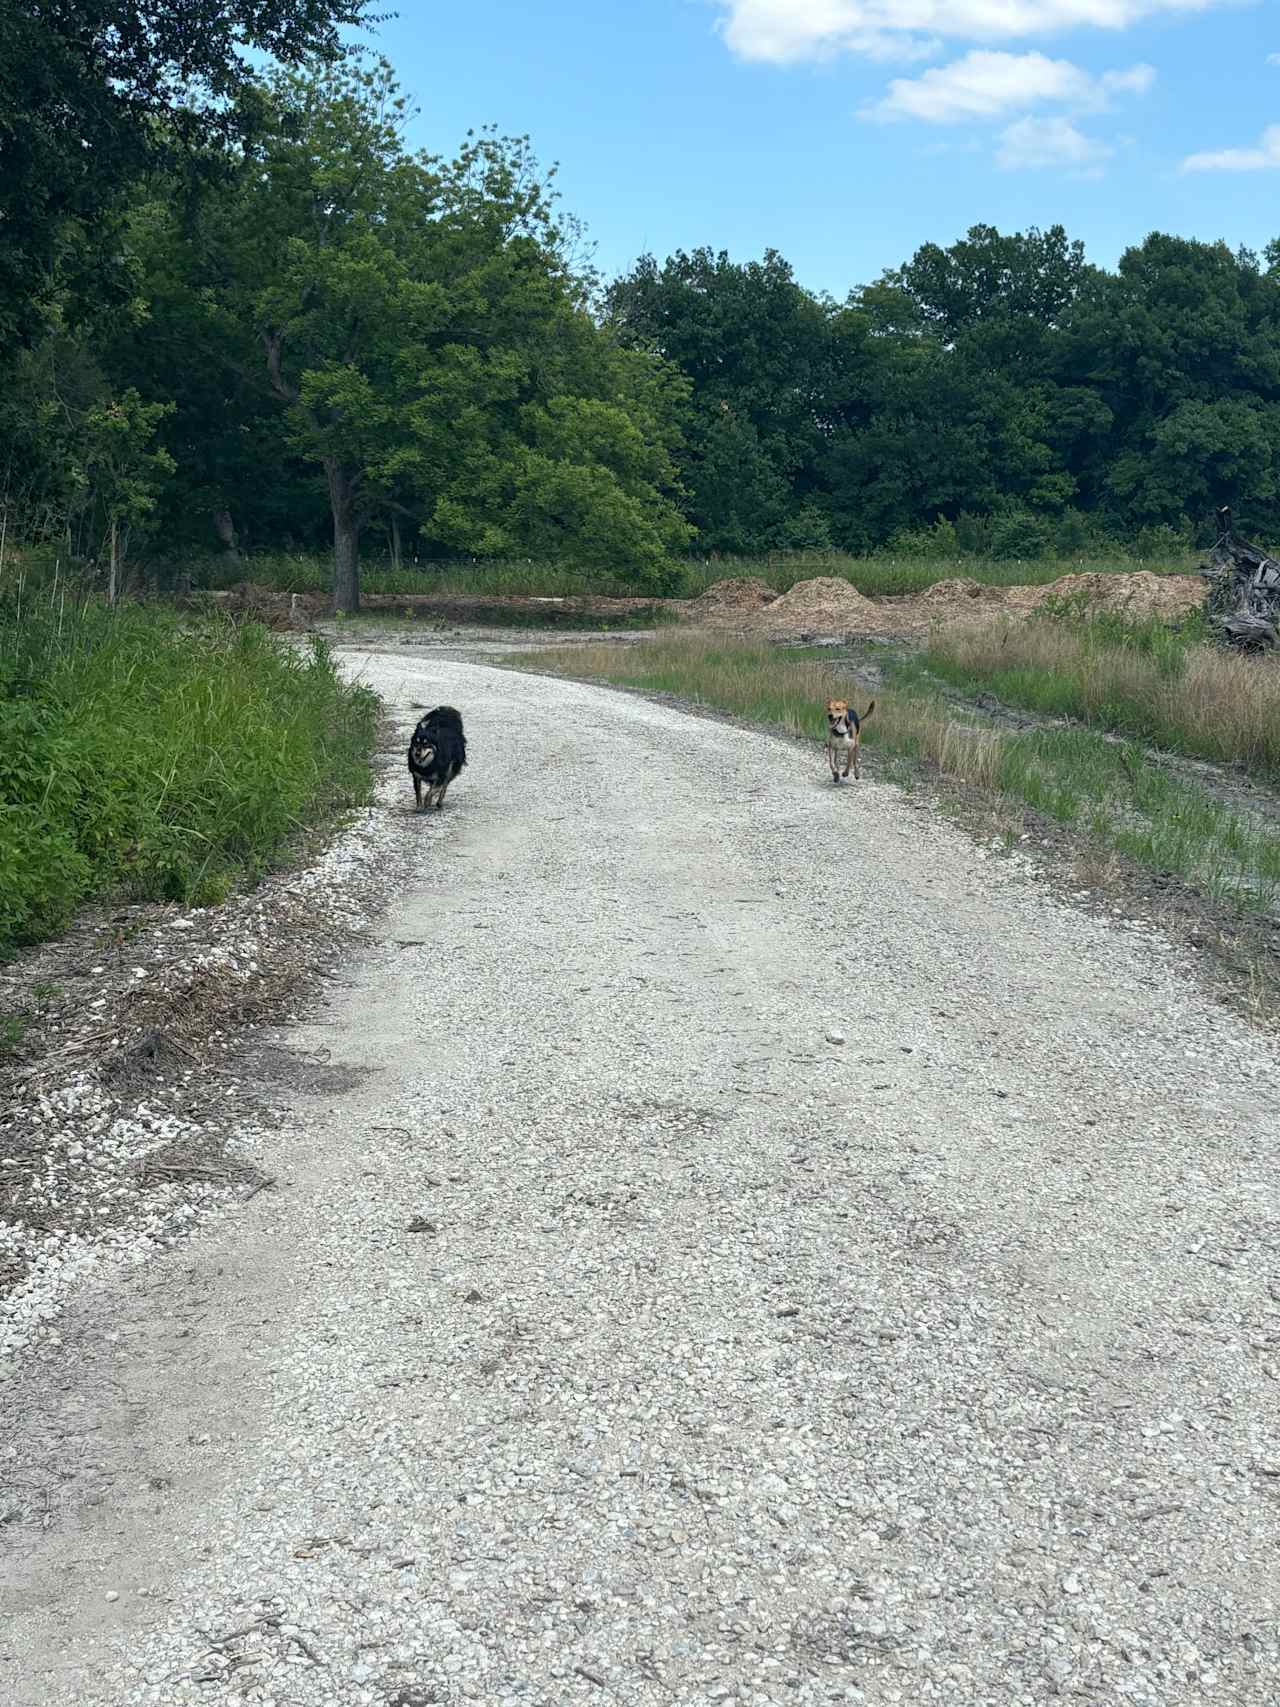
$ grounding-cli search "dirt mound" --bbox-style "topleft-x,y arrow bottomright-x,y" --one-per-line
683,577 -> 779,624
909,571 -> 1206,630
753,576 -> 885,637
1020,571 -> 1205,620
921,576 -> 983,603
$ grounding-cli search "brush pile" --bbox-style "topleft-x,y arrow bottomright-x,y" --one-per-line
1201,506 -> 1280,652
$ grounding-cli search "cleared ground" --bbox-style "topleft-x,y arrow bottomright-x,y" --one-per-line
2,651 -> 1278,1706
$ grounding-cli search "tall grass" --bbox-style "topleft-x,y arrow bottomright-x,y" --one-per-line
0,578 -> 378,952
924,612 -> 1280,779
184,545 -> 1202,603
516,631 -> 1280,914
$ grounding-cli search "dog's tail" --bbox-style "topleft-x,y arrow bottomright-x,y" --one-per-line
858,700 -> 876,727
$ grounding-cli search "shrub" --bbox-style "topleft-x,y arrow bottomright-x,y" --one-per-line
888,516 -> 961,560
0,587 -> 378,952
988,509 -> 1055,561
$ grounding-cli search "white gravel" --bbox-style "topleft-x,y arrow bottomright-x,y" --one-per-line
2,649 -> 1279,1706
0,788 -> 406,1366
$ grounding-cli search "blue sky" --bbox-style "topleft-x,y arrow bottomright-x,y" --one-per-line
365,1 -> 1278,296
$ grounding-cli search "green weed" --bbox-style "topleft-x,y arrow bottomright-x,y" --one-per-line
0,580 -> 378,953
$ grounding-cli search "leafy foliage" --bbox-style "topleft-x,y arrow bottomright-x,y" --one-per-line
0,584 -> 377,951
0,0 -> 369,347
7,26 -> 1280,599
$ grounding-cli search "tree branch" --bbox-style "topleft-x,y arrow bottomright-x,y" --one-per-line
262,329 -> 297,402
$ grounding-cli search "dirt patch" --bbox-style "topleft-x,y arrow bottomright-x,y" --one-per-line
1003,571 -> 1205,621
100,1028 -> 199,1095
209,584 -> 668,630
917,577 -> 1008,613
682,576 -> 779,625
203,582 -> 311,630
754,577 -> 886,638
902,571 -> 1206,633
207,568 -> 1209,643
239,1041 -> 373,1097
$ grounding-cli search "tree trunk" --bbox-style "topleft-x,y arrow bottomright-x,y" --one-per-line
108,517 -> 119,606
1201,505 -> 1280,652
212,508 -> 240,558
390,512 -> 403,573
326,459 -> 360,613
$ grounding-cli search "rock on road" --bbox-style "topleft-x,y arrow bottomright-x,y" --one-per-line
3,649 -> 1279,1706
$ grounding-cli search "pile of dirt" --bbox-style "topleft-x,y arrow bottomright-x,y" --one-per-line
928,573 -> 1010,607
682,576 -> 780,625
1016,571 -> 1205,621
905,571 -> 1206,631
753,576 -> 885,637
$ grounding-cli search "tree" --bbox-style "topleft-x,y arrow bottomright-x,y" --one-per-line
0,1 -> 371,350
605,248 -> 834,551
76,392 -> 176,598
1063,234 -> 1280,532
408,314 -> 694,580
877,224 -> 1089,357
818,338 -> 1062,549
196,59 -> 690,607
99,194 -> 321,559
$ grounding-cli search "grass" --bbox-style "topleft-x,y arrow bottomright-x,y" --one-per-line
326,601 -> 676,632
921,608 -> 1280,780
185,544 -> 1202,603
0,568 -> 379,954
513,630 -> 1280,916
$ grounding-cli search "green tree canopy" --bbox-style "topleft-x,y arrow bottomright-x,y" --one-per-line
0,0 -> 369,347
165,59 -> 692,606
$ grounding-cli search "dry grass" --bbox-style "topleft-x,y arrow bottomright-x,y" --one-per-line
518,630 -> 1280,916
927,614 -> 1280,778
529,633 -> 1000,785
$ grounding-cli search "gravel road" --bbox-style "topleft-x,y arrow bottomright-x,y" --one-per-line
3,649 -> 1279,1706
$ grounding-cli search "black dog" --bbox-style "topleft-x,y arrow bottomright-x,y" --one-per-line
407,705 -> 466,812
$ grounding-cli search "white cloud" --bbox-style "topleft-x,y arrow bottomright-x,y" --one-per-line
718,1 -> 1231,66
1269,51 -> 1280,64
1181,125 -> 1280,171
864,50 -> 1154,123
997,115 -> 1115,170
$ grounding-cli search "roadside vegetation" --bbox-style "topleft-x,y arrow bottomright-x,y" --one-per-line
183,544 -> 1202,604
514,628 -> 1280,919
0,568 -> 377,954
920,606 -> 1280,780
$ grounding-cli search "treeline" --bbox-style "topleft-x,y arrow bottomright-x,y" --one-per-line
4,6 -> 1280,608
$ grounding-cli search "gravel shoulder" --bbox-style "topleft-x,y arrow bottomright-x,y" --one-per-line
3,650 -> 1279,1706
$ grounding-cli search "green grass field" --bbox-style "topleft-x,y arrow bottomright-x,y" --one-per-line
0,573 -> 378,953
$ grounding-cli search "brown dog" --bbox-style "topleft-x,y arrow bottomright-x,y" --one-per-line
825,698 -> 875,784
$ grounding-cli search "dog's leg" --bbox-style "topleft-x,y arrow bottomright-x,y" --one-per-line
413,775 -> 423,811
828,742 -> 841,784
435,782 -> 448,811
